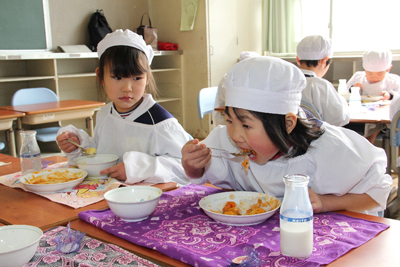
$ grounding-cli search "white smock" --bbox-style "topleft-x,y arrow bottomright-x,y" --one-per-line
57,94 -> 190,185
300,69 -> 350,126
191,124 -> 392,216
347,71 -> 400,97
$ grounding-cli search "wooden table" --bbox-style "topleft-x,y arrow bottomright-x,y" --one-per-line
69,209 -> 400,267
0,99 -> 105,152
0,109 -> 25,157
0,153 -> 179,230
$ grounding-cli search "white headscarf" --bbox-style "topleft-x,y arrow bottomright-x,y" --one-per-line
297,35 -> 333,60
97,29 -> 154,64
363,50 -> 392,72
225,56 -> 306,115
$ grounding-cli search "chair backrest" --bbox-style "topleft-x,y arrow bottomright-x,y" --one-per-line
300,101 -> 322,120
197,86 -> 218,119
12,88 -> 58,106
391,109 -> 400,147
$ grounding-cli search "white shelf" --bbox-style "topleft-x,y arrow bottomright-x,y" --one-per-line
58,73 -> 96,79
0,76 -> 55,83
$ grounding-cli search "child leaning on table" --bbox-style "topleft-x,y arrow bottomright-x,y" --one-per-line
56,29 -> 190,185
181,56 -> 392,216
296,35 -> 349,126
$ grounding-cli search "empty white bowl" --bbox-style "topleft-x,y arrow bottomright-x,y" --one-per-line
75,154 -> 119,178
104,186 -> 162,222
0,225 -> 43,267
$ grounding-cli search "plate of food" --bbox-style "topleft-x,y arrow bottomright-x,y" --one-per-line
19,168 -> 87,193
199,191 -> 281,226
361,95 -> 382,102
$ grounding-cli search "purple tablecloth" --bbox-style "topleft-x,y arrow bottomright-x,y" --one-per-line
79,184 -> 389,267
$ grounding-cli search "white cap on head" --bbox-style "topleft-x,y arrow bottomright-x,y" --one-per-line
97,29 -> 154,64
239,51 -> 261,61
363,50 -> 392,72
297,35 -> 333,60
225,56 -> 306,115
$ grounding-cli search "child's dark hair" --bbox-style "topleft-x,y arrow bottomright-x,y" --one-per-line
225,107 -> 325,157
97,45 -> 157,100
299,58 -> 332,68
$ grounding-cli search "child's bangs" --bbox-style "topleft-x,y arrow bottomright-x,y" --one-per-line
104,46 -> 149,78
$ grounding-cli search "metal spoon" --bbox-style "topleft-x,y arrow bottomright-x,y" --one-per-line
67,138 -> 96,156
208,147 -> 252,157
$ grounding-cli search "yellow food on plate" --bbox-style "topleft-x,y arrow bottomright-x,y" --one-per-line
25,169 -> 83,184
216,197 -> 280,216
85,147 -> 97,155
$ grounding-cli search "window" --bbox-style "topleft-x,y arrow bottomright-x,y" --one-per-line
302,0 -> 400,53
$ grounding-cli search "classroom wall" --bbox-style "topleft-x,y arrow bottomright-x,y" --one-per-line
48,0 -> 149,50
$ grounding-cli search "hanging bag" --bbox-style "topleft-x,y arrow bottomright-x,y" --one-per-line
136,13 -> 158,50
88,9 -> 112,52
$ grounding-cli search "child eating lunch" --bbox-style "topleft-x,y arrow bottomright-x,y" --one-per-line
56,29 -> 190,185
296,35 -> 349,126
182,56 -> 392,216
346,50 -> 400,144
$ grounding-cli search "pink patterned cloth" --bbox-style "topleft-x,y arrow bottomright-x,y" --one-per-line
79,184 -> 389,267
25,226 -> 160,267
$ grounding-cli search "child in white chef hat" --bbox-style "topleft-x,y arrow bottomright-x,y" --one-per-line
56,29 -> 190,185
296,35 -> 349,127
346,50 -> 400,144
182,56 -> 392,216
347,50 -> 400,100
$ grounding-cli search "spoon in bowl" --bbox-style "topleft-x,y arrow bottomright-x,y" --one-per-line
67,138 -> 97,156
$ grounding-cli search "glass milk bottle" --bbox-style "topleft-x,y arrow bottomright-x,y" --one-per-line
349,87 -> 362,113
338,79 -> 348,94
280,174 -> 313,259
20,130 -> 42,175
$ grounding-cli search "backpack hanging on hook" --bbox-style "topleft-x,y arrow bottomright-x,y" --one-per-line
88,9 -> 112,52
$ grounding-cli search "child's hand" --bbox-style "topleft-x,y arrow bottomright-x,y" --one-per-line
353,82 -> 362,89
380,91 -> 391,100
100,162 -> 126,181
308,188 -> 324,214
56,131 -> 80,153
181,139 -> 211,178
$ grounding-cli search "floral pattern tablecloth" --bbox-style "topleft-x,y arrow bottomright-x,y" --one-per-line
78,184 -> 389,267
25,226 -> 160,267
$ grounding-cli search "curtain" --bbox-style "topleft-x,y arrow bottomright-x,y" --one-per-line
262,0 -> 301,54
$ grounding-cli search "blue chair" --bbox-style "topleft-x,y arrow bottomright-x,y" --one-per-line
300,101 -> 322,120
197,87 -> 218,137
12,88 -> 61,142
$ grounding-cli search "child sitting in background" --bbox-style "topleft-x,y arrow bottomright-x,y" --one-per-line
296,35 -> 349,126
347,50 -> 400,144
56,29 -> 190,185
347,50 -> 400,100
182,56 -> 392,216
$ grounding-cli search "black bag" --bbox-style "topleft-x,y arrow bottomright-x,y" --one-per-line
136,13 -> 158,50
88,9 -> 112,52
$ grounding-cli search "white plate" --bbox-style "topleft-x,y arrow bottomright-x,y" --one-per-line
361,95 -> 382,102
19,168 -> 87,193
199,191 -> 280,226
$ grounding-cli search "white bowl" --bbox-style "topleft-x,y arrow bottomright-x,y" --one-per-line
0,225 -> 43,267
199,191 -> 281,226
75,154 -> 119,178
19,168 -> 87,193
104,186 -> 162,222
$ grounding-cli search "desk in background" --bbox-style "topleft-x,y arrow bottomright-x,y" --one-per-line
0,100 -> 105,152
0,110 -> 24,157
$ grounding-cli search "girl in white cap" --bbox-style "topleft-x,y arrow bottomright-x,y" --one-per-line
296,35 -> 350,127
182,56 -> 392,216
346,50 -> 400,144
56,29 -> 190,185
